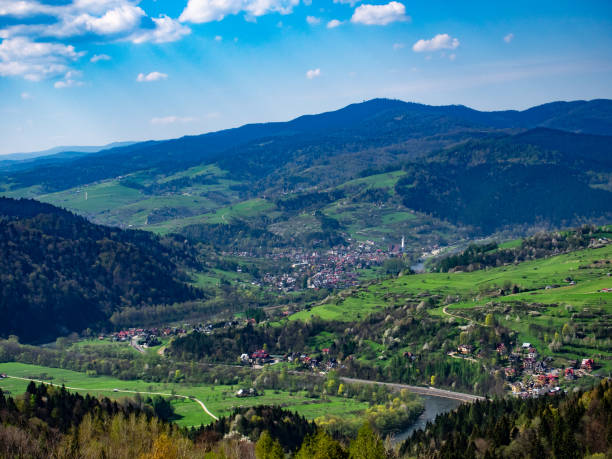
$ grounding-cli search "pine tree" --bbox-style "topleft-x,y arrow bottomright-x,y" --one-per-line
349,424 -> 385,459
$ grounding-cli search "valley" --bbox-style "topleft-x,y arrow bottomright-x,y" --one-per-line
0,98 -> 611,458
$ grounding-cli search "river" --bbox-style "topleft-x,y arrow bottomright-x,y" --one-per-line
391,395 -> 463,445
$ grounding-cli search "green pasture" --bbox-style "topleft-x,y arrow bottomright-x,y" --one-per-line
292,245 -> 612,322
0,363 -> 368,428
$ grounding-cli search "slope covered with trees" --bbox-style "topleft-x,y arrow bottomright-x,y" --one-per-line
400,380 -> 612,458
395,135 -> 612,233
0,198 -> 203,343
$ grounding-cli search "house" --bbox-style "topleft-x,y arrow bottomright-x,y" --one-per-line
564,368 -> 575,380
581,358 -> 594,371
240,353 -> 250,362
322,348 -> 330,355
458,344 -> 474,355
504,367 -> 516,378
521,342 -> 531,349
0,374 -> 6,379
251,349 -> 270,360
236,388 -> 258,398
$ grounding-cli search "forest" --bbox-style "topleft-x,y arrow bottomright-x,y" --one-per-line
399,379 -> 612,458
0,198 -> 204,343
1,379 -> 610,458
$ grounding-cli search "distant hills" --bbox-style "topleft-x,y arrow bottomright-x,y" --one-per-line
0,141 -> 136,162
0,98 -> 610,239
0,197 -> 203,343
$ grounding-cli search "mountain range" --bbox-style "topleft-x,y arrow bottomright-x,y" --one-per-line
1,98 -> 610,242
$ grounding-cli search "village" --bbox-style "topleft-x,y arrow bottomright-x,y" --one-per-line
226,239 -> 398,291
452,341 -> 597,398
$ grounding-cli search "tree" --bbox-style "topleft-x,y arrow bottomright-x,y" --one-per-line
349,424 -> 385,459
295,431 -> 347,459
430,375 -> 436,386
255,431 -> 284,459
485,314 -> 495,327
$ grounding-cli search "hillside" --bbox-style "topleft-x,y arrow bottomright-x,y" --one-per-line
0,197 -> 204,343
0,98 -> 610,255
399,380 -> 612,458
395,133 -> 612,232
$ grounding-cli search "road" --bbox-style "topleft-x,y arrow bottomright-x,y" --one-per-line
5,375 -> 218,421
130,336 -> 146,354
339,376 -> 485,403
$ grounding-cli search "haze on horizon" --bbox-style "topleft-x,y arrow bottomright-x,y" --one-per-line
1,0 -> 611,155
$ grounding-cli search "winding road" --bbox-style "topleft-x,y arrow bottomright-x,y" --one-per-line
5,375 -> 218,421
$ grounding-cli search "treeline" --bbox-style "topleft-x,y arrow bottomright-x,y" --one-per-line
0,382 -> 187,457
0,381 -> 390,459
182,218 -> 286,251
0,197 -> 205,343
436,225 -> 610,272
399,379 -> 612,458
275,190 -> 345,212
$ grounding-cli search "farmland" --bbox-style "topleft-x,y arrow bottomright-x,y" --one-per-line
0,362 -> 369,428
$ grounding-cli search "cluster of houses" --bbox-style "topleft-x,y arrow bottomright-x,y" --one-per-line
226,240 -> 391,291
453,341 -> 598,398
238,348 -> 340,373
501,343 -> 596,397
107,327 -> 185,343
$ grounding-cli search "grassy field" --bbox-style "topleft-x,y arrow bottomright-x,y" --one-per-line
0,362 -> 368,428
291,245 -> 612,321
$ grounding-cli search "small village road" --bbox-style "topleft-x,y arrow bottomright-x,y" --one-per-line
5,375 -> 219,421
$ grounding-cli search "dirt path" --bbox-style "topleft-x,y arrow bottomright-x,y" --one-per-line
6,375 -> 218,421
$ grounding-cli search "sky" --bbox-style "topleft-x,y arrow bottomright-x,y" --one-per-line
1,0 -> 611,154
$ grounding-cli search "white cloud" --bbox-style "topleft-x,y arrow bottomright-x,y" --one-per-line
504,33 -> 514,43
392,42 -> 404,50
90,53 -> 111,62
214,35 -> 222,41
351,2 -> 407,26
20,91 -> 32,99
136,71 -> 167,82
0,0 -> 56,18
0,1 -> 190,44
179,0 -> 299,23
449,53 -> 456,61
130,14 -> 191,44
0,36 -> 84,81
306,68 -> 320,79
327,19 -> 341,29
412,33 -> 459,52
54,70 -> 84,88
151,115 -> 196,125
334,0 -> 360,5
306,15 -> 320,25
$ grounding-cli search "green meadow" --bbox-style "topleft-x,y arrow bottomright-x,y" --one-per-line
0,362 -> 368,428
291,244 -> 612,321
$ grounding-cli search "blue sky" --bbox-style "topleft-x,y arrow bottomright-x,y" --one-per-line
1,0 -> 611,154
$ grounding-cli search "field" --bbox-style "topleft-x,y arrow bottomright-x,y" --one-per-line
0,362 -> 369,428
292,245 -> 612,322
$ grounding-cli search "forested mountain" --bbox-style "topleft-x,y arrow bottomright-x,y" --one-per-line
2,98 -> 610,194
399,380 -> 612,458
395,132 -> 612,232
1,98 -> 610,253
0,198 -> 203,343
